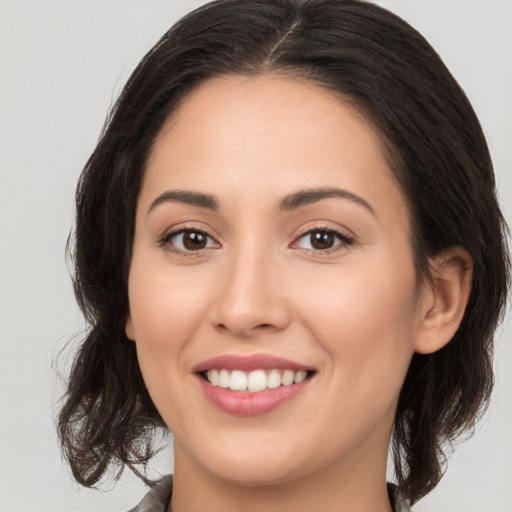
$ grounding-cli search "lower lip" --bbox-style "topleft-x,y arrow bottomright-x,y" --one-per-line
197,375 -> 312,416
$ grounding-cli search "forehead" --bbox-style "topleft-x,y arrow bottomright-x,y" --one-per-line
142,74 -> 408,227
150,73 -> 385,170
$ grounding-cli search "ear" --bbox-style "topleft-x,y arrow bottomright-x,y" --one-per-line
414,247 -> 473,355
125,314 -> 135,341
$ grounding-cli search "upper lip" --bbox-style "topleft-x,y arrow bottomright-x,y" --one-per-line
193,354 -> 315,373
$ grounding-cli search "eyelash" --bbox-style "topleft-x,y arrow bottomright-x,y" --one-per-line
157,225 -> 354,257
292,227 -> 354,254
158,225 -> 218,257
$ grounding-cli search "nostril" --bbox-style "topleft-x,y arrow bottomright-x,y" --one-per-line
216,322 -> 272,330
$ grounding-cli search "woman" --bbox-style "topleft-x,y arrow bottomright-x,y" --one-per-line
57,1 -> 509,511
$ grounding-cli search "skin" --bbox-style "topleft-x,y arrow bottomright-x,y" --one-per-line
125,74 -> 472,512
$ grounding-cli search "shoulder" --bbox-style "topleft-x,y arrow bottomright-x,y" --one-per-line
127,475 -> 173,512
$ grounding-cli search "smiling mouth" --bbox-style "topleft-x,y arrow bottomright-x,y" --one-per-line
201,369 -> 315,393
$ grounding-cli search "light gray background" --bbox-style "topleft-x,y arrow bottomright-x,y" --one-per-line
0,1 -> 511,511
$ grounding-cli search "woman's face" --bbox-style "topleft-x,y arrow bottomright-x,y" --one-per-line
126,74 -> 428,486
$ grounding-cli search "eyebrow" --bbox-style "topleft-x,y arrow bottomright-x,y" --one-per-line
148,190 -> 219,214
147,187 -> 375,216
280,187 -> 375,215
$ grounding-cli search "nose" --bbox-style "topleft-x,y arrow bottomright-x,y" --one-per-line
209,242 -> 291,338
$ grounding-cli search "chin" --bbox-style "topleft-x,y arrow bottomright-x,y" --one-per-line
184,433 -> 310,487
207,457 -> 306,488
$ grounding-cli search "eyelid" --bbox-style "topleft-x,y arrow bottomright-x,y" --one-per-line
293,221 -> 355,240
290,224 -> 355,253
157,224 -> 221,255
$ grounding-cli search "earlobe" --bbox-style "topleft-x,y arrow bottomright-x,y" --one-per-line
125,314 -> 135,341
414,247 -> 473,355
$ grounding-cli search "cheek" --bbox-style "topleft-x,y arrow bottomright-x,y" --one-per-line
127,262 -> 211,365
127,263 -> 215,429
295,257 -> 419,386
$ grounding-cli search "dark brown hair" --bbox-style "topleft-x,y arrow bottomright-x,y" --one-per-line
57,0 -> 509,504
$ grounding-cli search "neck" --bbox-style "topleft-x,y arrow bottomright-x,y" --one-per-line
169,442 -> 394,512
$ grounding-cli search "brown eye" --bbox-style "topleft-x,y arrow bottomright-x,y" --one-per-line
295,229 -> 353,252
165,229 -> 218,252
182,231 -> 207,250
310,231 -> 335,250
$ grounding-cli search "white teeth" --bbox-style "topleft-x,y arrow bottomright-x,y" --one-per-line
230,370 -> 247,391
218,369 -> 230,388
294,371 -> 307,383
247,369 -> 267,392
207,369 -> 219,386
205,368 -> 310,392
267,369 -> 282,389
281,369 -> 294,386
